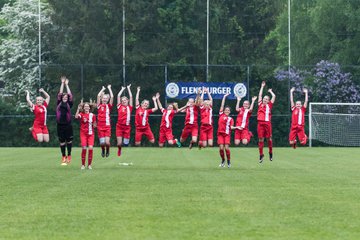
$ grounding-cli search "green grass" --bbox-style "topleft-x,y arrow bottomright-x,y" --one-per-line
1,147 -> 360,240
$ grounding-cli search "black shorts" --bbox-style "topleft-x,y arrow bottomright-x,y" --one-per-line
57,124 -> 73,143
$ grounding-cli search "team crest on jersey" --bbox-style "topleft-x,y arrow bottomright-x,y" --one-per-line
83,118 -> 87,123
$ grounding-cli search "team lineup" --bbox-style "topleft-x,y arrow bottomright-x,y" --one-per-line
25,77 -> 309,170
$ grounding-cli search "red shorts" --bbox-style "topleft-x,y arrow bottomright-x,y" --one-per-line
257,121 -> 272,138
135,126 -> 154,142
234,129 -> 252,142
80,132 -> 95,147
217,132 -> 231,145
97,126 -> 111,138
181,124 -> 198,140
199,124 -> 213,142
289,125 -> 307,145
116,124 -> 131,139
159,127 -> 174,144
32,125 -> 49,141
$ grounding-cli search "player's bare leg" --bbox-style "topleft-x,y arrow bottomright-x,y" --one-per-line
43,134 -> 49,143
234,139 -> 241,146
242,139 -> 249,145
36,134 -> 44,143
208,139 -> 213,147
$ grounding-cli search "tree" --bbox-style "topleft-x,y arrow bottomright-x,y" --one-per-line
312,60 -> 360,103
268,0 -> 360,66
0,0 -> 54,104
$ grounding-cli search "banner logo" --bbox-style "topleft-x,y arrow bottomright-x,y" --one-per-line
165,82 -> 180,98
233,83 -> 247,98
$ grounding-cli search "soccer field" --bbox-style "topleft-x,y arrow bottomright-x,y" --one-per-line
1,147 -> 360,240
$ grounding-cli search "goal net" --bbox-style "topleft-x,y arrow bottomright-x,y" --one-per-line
309,103 -> 360,146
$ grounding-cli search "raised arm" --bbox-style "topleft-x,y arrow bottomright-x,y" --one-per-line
97,86 -> 106,105
195,89 -> 201,106
155,92 -> 163,110
117,86 -> 126,105
206,88 -> 213,105
107,85 -> 114,105
127,84 -> 133,107
65,78 -> 71,94
135,86 -> 140,106
258,81 -> 266,102
235,96 -> 242,112
268,88 -> 276,103
290,87 -> 295,108
59,76 -> 66,94
39,88 -> 50,105
303,88 -> 309,108
25,90 -> 33,108
178,103 -> 188,112
151,95 -> 158,112
75,100 -> 83,119
220,93 -> 229,112
249,96 -> 257,112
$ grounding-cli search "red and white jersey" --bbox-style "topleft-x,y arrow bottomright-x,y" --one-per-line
135,105 -> 153,128
199,105 -> 213,125
184,106 -> 199,125
291,106 -> 306,127
97,103 -> 113,126
117,104 -> 133,126
257,101 -> 273,122
217,112 -> 234,135
160,108 -> 176,129
32,102 -> 48,127
236,107 -> 252,129
78,112 -> 96,135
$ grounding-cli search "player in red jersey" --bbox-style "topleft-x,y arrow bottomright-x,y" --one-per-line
234,95 -> 257,146
156,93 -> 187,148
198,87 -> 213,149
179,94 -> 200,149
97,85 -> 114,158
289,87 -> 308,149
134,87 -> 158,146
257,81 -> 276,163
116,84 -> 133,157
25,88 -> 50,143
75,100 -> 97,170
218,94 -> 240,168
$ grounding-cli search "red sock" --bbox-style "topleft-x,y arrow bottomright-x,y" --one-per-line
81,149 -> 86,165
259,141 -> 264,155
225,149 -> 230,161
88,149 -> 93,165
268,139 -> 273,154
219,149 -> 225,161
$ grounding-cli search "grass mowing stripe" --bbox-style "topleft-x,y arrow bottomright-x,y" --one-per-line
0,147 -> 360,239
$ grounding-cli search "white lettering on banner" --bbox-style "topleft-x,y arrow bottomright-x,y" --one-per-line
180,85 -> 233,95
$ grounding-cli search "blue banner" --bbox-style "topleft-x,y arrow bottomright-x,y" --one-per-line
165,82 -> 247,100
